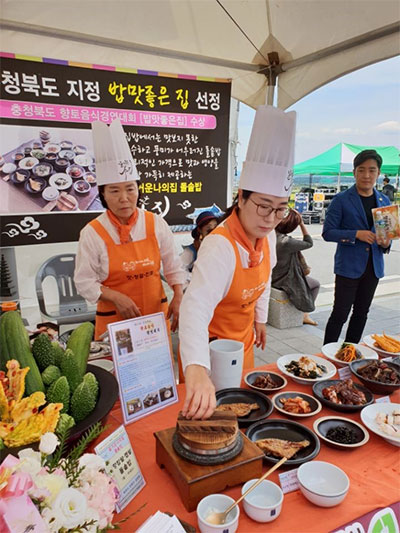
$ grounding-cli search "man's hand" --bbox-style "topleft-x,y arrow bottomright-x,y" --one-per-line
254,321 -> 267,350
100,287 -> 141,319
182,365 -> 216,420
356,230 -> 376,244
167,284 -> 183,332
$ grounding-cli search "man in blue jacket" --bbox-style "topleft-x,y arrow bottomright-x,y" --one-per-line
323,149 -> 391,344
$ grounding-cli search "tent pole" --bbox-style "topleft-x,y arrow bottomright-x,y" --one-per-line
337,172 -> 341,193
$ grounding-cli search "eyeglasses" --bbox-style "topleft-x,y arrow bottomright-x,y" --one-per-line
249,198 -> 289,219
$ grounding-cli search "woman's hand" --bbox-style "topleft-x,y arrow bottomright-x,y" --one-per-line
254,321 -> 267,350
182,365 -> 216,420
100,287 -> 141,319
167,284 -> 183,332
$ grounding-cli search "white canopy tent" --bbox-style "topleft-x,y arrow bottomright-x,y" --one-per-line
1,0 -> 399,109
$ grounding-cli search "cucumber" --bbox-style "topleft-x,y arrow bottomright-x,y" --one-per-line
66,322 -> 94,377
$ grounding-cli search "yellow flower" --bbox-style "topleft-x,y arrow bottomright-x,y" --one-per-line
34,472 -> 68,506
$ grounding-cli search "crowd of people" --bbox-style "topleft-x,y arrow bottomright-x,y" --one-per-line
74,109 -> 394,420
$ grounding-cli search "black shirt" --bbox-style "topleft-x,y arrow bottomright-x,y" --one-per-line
359,193 -> 376,229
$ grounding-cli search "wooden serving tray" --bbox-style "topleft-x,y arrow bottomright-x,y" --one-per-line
154,426 -> 264,512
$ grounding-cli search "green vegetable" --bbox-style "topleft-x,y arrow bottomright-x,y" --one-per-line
32,333 -> 55,371
70,381 -> 96,422
56,413 -> 75,434
47,376 -> 70,414
66,322 -> 94,378
51,342 -> 65,368
0,438 -> 4,451
0,311 -> 44,395
83,372 -> 99,400
41,365 -> 61,386
60,349 -> 82,393
0,314 -> 10,372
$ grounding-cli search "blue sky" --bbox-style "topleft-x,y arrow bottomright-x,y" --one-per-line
237,56 -> 400,168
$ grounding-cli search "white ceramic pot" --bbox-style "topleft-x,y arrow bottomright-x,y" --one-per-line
209,339 -> 244,392
197,494 -> 239,533
241,479 -> 283,522
297,461 -> 350,507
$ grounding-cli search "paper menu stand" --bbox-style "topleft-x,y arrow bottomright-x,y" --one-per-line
108,312 -> 178,425
95,425 -> 145,513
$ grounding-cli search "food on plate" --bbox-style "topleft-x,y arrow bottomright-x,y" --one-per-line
253,374 -> 278,389
372,334 -> 400,353
285,356 -> 327,379
84,172 -> 96,184
90,342 -> 102,354
215,402 -> 259,417
29,178 -> 42,192
54,176 -> 68,187
68,164 -> 83,178
2,163 -> 17,174
255,437 -> 310,459
33,163 -> 52,177
357,361 -> 400,384
15,171 -> 26,182
325,426 -> 359,444
280,396 -> 311,414
322,379 -> 366,405
335,343 -> 362,363
57,193 -> 78,211
375,410 -> 400,439
74,180 -> 90,192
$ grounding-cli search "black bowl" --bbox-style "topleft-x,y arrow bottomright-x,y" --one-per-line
350,359 -> 400,395
313,416 -> 369,449
216,387 -> 273,427
244,371 -> 287,394
313,379 -> 374,412
0,364 -> 119,461
246,418 -> 320,465
11,169 -> 30,185
24,177 -> 47,194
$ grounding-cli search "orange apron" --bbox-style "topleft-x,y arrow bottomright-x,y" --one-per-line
178,225 -> 271,381
90,211 -> 169,340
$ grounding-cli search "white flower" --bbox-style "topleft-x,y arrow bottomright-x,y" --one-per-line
85,507 -> 101,533
79,453 -> 106,473
34,472 -> 68,506
39,432 -> 60,455
41,506 -> 63,533
17,449 -> 42,476
52,487 -> 88,530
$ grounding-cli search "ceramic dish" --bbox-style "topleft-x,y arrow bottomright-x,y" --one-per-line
73,144 -> 87,155
44,143 -> 61,154
363,334 -> 400,357
350,359 -> 400,395
66,164 -> 85,180
73,179 -> 90,194
18,157 -> 38,170
88,342 -> 112,360
49,173 -> 72,191
297,461 -> 350,507
59,149 -> 76,161
2,162 -> 17,174
30,149 -> 46,160
313,416 -> 369,449
56,193 -> 78,211
89,358 -> 114,373
322,342 -> 378,367
32,162 -> 53,179
246,418 -> 320,465
83,171 -> 97,185
24,177 -> 46,194
10,169 -> 30,185
272,391 -> 322,418
74,153 -> 94,167
312,379 -> 374,412
277,354 -> 337,385
42,186 -> 59,202
360,403 -> 400,447
244,371 -> 287,394
215,388 -> 273,427
59,140 -> 73,150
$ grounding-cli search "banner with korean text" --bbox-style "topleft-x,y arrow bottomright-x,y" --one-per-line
0,53 -> 231,246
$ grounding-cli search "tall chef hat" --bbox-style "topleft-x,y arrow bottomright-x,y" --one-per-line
239,105 -> 296,197
92,119 -> 140,186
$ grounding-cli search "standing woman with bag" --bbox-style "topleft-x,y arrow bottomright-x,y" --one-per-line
271,209 -> 320,325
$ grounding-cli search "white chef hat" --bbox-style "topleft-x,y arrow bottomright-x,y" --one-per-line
92,119 -> 140,186
239,105 -> 296,197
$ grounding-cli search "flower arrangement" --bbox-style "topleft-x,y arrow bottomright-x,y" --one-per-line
0,422 -> 119,533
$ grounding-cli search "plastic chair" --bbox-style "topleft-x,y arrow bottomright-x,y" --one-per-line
35,254 -> 96,325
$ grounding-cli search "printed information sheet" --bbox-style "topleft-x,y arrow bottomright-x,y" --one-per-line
108,312 -> 178,424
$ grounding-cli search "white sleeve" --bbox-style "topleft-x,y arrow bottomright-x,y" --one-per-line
180,247 -> 195,289
74,225 -> 106,305
154,215 -> 186,287
255,231 -> 277,323
179,234 -> 236,372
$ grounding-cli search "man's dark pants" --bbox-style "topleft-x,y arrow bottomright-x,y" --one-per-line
324,255 -> 379,344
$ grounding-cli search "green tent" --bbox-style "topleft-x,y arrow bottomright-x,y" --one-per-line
294,143 -> 400,176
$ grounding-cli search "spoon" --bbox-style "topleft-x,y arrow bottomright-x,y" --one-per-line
205,456 -> 288,525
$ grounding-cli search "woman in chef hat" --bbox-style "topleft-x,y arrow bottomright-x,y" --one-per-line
179,105 -> 296,419
74,119 -> 184,341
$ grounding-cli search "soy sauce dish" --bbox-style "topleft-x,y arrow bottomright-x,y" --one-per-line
313,416 -> 369,449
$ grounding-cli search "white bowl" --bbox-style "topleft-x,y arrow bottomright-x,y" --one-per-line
49,173 -> 72,191
197,494 -> 239,533
322,342 -> 378,367
277,354 -> 337,385
42,186 -> 59,202
297,461 -> 350,507
360,402 -> 400,447
88,358 -> 114,373
241,479 -> 283,522
363,334 -> 400,357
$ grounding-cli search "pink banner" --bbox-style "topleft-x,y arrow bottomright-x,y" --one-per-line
0,100 -> 216,129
